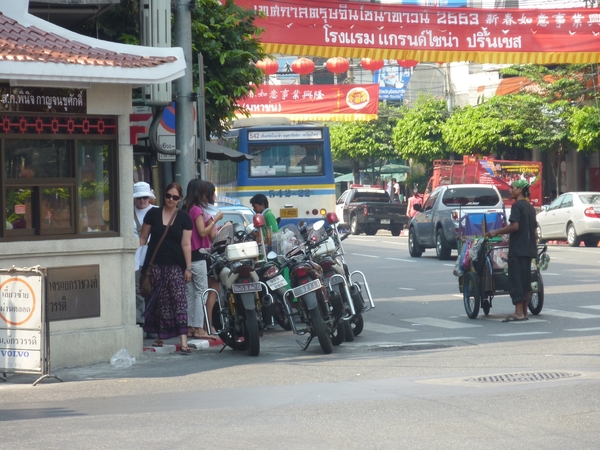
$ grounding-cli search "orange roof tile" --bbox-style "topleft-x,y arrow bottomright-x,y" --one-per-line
0,12 -> 177,68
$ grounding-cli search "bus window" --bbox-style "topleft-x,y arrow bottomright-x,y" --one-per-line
249,143 -> 324,177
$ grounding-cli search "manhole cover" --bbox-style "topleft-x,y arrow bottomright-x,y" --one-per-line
464,371 -> 581,383
369,344 -> 453,352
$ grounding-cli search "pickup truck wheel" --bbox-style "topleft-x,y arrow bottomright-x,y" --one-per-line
391,225 -> 402,236
350,215 -> 360,235
408,227 -> 423,257
365,229 -> 377,236
436,228 -> 452,260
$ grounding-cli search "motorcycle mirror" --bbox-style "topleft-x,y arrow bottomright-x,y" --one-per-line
312,220 -> 325,232
253,213 -> 266,228
245,223 -> 255,235
326,212 -> 339,224
266,251 -> 277,260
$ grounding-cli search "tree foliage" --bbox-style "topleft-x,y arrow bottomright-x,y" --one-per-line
192,0 -> 267,137
76,0 -> 267,137
569,105 -> 600,152
330,103 -> 404,161
392,95 -> 449,163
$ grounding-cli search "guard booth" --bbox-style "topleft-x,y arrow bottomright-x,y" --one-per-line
0,3 -> 185,368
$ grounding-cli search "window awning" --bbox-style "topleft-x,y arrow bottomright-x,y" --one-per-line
204,141 -> 254,163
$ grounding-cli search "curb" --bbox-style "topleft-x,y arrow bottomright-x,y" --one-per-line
143,337 -> 223,354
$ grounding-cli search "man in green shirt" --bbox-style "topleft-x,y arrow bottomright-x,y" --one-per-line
250,194 -> 279,246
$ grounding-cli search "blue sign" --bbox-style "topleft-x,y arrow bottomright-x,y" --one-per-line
373,64 -> 414,101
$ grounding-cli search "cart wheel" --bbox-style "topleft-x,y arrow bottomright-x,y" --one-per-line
482,298 -> 491,316
463,272 -> 481,319
529,273 -> 544,315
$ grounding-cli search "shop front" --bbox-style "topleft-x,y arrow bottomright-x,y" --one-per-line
0,2 -> 185,367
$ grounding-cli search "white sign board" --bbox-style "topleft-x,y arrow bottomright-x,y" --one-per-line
0,272 -> 44,373
248,130 -> 322,141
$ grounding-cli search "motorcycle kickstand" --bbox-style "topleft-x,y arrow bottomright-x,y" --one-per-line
296,335 -> 313,351
218,342 -> 228,353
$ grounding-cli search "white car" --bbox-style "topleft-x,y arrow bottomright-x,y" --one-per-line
536,192 -> 600,247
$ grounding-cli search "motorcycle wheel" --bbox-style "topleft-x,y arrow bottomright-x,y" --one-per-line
308,304 -> 333,354
342,321 -> 354,342
244,309 -> 260,357
330,321 -> 345,346
273,296 -> 292,331
215,305 -> 247,351
351,313 -> 364,336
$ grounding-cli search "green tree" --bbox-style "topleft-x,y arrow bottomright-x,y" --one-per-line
77,0 -> 267,137
569,105 -> 600,153
192,0 -> 267,137
392,95 -> 449,164
330,103 -> 405,182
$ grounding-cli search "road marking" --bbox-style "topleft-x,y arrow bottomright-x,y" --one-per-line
362,322 -> 416,334
452,294 -> 463,298
564,327 -> 600,332
381,241 -> 404,245
398,287 -> 416,291
541,309 -> 600,319
579,305 -> 600,311
541,272 -> 560,276
412,337 -> 475,342
443,263 -> 454,267
351,253 -> 380,258
490,332 -> 552,337
401,317 -> 482,329
385,257 -> 416,263
484,317 -> 546,323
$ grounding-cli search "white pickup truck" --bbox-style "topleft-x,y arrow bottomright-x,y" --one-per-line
408,184 -> 506,260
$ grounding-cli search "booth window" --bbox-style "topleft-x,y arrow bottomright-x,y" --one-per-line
1,116 -> 118,240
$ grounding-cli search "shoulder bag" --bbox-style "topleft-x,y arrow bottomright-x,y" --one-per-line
139,209 -> 177,298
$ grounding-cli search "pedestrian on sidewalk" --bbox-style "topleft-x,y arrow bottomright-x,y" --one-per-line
407,188 -> 423,219
139,182 -> 194,352
182,179 -> 222,340
487,179 -> 537,322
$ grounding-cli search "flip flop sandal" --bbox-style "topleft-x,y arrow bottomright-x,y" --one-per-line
152,340 -> 164,347
179,346 -> 192,354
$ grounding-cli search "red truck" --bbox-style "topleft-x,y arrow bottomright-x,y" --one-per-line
424,156 -> 543,208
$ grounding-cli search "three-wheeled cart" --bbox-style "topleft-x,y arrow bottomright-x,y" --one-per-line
456,212 -> 548,319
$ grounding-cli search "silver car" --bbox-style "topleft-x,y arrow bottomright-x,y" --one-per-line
536,192 -> 600,247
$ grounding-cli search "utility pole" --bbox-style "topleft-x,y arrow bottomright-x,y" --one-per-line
174,0 -> 197,187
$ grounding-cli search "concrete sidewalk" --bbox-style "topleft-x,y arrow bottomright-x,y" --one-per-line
142,336 -> 224,354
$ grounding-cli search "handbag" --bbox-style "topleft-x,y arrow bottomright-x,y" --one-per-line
139,209 -> 177,298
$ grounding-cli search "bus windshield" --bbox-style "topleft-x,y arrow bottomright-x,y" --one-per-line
249,143 -> 324,177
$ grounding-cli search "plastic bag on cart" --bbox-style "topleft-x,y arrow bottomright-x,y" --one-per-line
460,238 -> 473,272
469,238 -> 486,274
453,258 -> 463,277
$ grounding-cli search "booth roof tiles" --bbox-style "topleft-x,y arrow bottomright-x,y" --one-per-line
0,12 -> 177,68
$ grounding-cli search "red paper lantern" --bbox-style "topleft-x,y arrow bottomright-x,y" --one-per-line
360,58 -> 384,71
256,58 -> 279,75
326,57 -> 350,74
397,59 -> 419,68
291,57 -> 315,75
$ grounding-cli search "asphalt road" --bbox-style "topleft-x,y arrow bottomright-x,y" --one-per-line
0,233 -> 599,450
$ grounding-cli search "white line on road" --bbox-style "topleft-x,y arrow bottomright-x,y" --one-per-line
398,287 -> 416,291
362,322 -> 416,334
401,317 -> 482,329
489,332 -> 552,337
541,272 -> 560,276
542,309 -> 600,319
381,241 -> 404,245
351,253 -> 380,258
385,257 -> 416,263
564,327 -> 600,332
412,337 -> 475,342
579,305 -> 600,311
452,294 -> 463,298
443,263 -> 455,267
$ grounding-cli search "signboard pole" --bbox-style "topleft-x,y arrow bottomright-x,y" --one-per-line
0,266 -> 62,385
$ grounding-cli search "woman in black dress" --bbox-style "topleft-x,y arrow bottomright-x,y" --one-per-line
139,182 -> 193,352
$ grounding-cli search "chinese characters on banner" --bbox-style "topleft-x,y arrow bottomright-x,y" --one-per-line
232,0 -> 600,64
239,84 -> 379,121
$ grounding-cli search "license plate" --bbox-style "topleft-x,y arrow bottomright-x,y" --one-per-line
381,219 -> 390,224
266,275 -> 287,290
292,279 -> 321,297
232,282 -> 262,293
280,208 -> 298,218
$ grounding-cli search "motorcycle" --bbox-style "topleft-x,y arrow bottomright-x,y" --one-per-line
202,215 -> 270,356
270,221 -> 347,354
312,212 -> 375,338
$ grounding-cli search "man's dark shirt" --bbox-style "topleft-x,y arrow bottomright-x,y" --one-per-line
508,199 -> 537,258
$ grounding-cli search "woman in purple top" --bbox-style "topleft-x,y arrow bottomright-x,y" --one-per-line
182,179 -> 223,339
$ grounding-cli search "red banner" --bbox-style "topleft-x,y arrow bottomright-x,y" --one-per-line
239,84 -> 379,121
233,0 -> 600,65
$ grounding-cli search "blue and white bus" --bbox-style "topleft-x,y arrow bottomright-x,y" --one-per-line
209,121 -> 336,227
